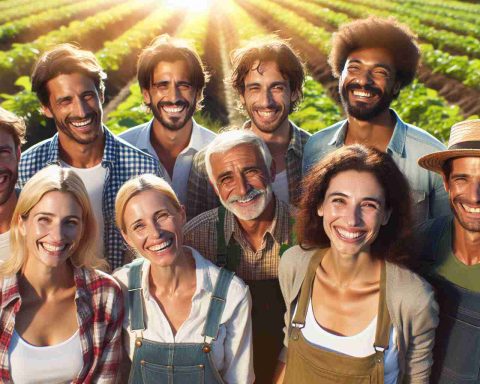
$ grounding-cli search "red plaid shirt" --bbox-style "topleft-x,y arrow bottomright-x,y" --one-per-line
0,266 -> 124,383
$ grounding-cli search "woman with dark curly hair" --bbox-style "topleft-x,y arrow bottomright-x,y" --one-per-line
274,145 -> 438,384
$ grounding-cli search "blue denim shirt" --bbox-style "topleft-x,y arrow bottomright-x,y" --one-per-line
303,110 -> 450,224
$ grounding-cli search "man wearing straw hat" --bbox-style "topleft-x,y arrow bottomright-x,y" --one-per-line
418,119 -> 480,383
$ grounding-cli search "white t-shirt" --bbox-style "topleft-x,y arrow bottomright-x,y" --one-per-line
0,230 -> 10,262
298,298 -> 400,383
272,169 -> 289,204
9,329 -> 83,383
60,162 -> 107,255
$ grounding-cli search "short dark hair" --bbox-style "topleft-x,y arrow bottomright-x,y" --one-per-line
137,34 -> 208,107
296,145 -> 413,267
329,16 -> 420,89
31,43 -> 106,106
230,36 -> 305,112
0,107 -> 26,148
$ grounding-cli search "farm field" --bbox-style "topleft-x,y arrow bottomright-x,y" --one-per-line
0,0 -> 478,148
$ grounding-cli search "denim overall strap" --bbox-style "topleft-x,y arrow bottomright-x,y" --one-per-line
216,206 -> 242,271
202,267 -> 235,344
128,258 -> 146,331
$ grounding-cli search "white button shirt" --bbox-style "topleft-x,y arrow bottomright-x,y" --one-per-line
113,247 -> 254,384
118,119 -> 216,205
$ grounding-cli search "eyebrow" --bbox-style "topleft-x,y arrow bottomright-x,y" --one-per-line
34,212 -> 81,219
327,191 -> 382,204
348,59 -> 393,71
451,173 -> 470,179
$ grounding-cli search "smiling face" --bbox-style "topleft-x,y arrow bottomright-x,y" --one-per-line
143,60 -> 198,132
240,60 -> 297,133
444,157 -> 480,232
20,191 -> 83,268
0,130 -> 19,206
318,170 -> 391,257
43,72 -> 104,146
210,143 -> 274,221
339,47 -> 400,121
121,189 -> 186,267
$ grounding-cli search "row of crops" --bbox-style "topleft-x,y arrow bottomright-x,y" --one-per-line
0,0 -> 478,147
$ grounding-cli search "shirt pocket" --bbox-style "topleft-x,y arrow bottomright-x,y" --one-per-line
412,190 -> 429,225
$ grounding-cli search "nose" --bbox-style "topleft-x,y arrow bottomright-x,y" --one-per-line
235,172 -> 251,197
72,97 -> 91,117
258,88 -> 275,108
469,182 -> 480,203
150,221 -> 163,239
345,204 -> 362,227
166,83 -> 181,103
354,69 -> 374,87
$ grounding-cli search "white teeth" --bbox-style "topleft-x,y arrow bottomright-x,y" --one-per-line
163,106 -> 184,113
148,239 -> 173,252
42,243 -> 67,252
353,90 -> 372,98
462,204 -> 480,213
258,110 -> 275,117
71,117 -> 93,127
337,228 -> 363,239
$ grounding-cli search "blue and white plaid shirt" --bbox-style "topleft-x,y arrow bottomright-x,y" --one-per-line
18,127 -> 165,269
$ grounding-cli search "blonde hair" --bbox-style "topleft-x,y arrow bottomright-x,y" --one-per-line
0,165 -> 107,276
115,174 -> 181,233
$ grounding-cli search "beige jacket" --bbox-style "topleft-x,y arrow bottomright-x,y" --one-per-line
278,246 -> 439,384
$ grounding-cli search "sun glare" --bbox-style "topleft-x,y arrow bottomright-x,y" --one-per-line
164,0 -> 213,12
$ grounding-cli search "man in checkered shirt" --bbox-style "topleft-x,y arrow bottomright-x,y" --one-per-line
18,44 -> 163,270
186,37 -> 311,220
184,129 -> 294,384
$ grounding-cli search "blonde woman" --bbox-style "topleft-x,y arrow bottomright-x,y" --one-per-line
0,165 -> 124,383
113,174 -> 254,384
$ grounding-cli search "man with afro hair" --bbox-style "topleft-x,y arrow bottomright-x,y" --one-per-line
303,17 -> 449,224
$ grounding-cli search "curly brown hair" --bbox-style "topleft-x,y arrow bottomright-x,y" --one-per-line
296,144 -> 413,267
230,36 -> 305,112
329,16 -> 420,89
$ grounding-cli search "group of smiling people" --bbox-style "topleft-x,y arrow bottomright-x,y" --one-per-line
0,12 -> 477,384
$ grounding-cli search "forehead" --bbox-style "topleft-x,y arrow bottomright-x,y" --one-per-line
31,191 -> 82,215
151,60 -> 192,82
450,157 -> 480,175
345,47 -> 396,70
46,72 -> 97,98
327,170 -> 385,199
124,189 -> 177,218
210,143 -> 265,174
0,129 -> 16,148
244,60 -> 287,84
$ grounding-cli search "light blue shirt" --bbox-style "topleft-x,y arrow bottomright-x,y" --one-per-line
119,118 -> 216,205
302,110 -> 450,224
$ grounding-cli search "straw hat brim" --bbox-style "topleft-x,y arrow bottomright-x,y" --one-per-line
418,149 -> 480,174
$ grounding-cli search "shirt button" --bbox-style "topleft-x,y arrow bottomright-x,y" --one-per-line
135,339 -> 142,348
202,345 -> 211,353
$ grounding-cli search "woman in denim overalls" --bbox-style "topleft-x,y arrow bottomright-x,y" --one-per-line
113,175 -> 254,384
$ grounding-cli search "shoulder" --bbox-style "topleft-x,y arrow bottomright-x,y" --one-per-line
195,122 -> 217,142
83,267 -> 123,295
306,120 -> 345,145
109,132 -> 158,167
184,208 -> 219,233
117,122 -> 149,144
19,137 -> 53,164
402,122 -> 446,153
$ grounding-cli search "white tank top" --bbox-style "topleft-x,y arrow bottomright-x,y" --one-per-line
8,329 -> 83,383
300,298 -> 400,384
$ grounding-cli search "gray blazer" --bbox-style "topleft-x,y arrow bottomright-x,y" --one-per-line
278,246 -> 439,384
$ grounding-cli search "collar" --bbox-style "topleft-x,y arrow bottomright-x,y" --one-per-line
243,119 -> 303,157
328,109 -> 407,156
224,195 -> 283,246
138,118 -> 203,157
46,126 -> 117,165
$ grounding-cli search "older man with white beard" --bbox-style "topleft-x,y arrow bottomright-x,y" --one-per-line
184,129 -> 294,383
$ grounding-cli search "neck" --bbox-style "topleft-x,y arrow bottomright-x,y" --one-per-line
151,119 -> 193,177
20,259 -> 74,298
250,118 -> 291,147
0,193 -> 17,234
58,132 -> 105,168
452,219 -> 480,265
236,197 -> 276,250
345,109 -> 395,151
149,246 -> 196,295
322,247 -> 380,287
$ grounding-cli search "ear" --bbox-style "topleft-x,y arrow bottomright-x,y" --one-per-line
442,173 -> 450,194
317,204 -> 324,217
15,146 -> 21,161
290,89 -> 300,104
269,159 -> 276,183
18,216 -> 27,237
179,205 -> 187,227
141,88 -> 152,105
392,81 -> 401,97
382,208 -> 392,226
239,92 -> 246,107
121,229 -> 137,252
41,104 -> 53,119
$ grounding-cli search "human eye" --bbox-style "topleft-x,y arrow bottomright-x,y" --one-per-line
331,197 -> 345,205
155,212 -> 169,222
132,222 -> 145,231
37,216 -> 51,224
362,201 -> 379,210
219,175 -> 233,187
373,68 -> 390,78
65,218 -> 79,226
347,64 -> 360,73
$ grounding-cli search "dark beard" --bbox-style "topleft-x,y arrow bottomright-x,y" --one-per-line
151,101 -> 196,132
341,84 -> 393,121
451,200 -> 480,232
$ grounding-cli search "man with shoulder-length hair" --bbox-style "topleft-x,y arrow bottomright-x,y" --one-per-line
303,16 -> 449,224
418,119 -> 480,383
187,37 -> 310,220
184,129 -> 295,383
120,34 -> 216,205
18,44 -> 162,269
0,108 -> 25,261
